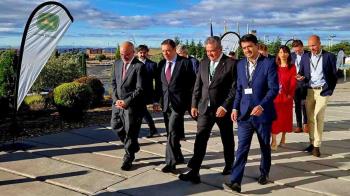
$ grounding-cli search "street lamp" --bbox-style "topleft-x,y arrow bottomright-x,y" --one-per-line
329,34 -> 336,51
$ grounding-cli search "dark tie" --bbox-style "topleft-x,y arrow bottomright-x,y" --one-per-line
122,63 -> 127,80
165,62 -> 172,83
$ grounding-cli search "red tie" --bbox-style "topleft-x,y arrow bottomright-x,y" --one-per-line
165,62 -> 172,83
122,63 -> 127,80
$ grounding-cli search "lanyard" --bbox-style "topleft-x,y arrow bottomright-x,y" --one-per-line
310,55 -> 322,70
246,59 -> 257,87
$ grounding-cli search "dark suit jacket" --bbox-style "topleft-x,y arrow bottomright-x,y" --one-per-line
298,50 -> 337,96
233,55 -> 279,123
192,54 -> 237,115
142,58 -> 157,104
291,50 -> 309,96
155,55 -> 196,113
111,58 -> 145,111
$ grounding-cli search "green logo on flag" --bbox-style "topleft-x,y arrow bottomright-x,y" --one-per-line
36,13 -> 59,32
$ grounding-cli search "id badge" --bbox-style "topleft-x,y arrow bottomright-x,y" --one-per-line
244,88 -> 253,94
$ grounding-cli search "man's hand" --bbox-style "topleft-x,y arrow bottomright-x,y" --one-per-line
295,74 -> 305,81
115,100 -> 126,109
191,107 -> 199,118
216,106 -> 227,118
153,103 -> 161,112
250,105 -> 263,116
231,110 -> 238,122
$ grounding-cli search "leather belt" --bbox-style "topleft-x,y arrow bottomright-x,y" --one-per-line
308,86 -> 322,90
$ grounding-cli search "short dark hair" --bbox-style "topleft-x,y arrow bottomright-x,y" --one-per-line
239,34 -> 258,46
137,44 -> 149,52
161,39 -> 176,49
292,40 -> 303,47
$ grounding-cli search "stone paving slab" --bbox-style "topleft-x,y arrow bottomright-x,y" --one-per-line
106,169 -> 235,196
25,140 -> 156,178
0,170 -> 85,196
0,150 -> 123,194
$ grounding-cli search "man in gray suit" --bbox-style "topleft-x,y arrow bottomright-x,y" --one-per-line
111,41 -> 145,171
179,36 -> 237,183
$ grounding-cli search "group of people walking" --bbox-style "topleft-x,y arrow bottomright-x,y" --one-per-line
110,33 -> 337,193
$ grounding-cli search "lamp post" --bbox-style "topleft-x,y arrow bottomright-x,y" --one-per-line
329,34 -> 336,51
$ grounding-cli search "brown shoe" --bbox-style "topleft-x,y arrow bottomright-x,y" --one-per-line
303,124 -> 309,133
294,127 -> 302,133
312,147 -> 321,157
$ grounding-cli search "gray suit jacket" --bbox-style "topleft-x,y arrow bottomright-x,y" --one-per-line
192,54 -> 237,115
111,58 -> 145,111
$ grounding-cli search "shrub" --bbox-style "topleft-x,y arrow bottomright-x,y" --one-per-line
23,94 -> 46,111
31,52 -> 85,92
53,82 -> 92,121
74,76 -> 104,107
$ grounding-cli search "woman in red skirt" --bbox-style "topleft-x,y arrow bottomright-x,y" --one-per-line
271,45 -> 297,151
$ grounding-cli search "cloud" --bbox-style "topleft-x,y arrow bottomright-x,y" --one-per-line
0,0 -> 349,46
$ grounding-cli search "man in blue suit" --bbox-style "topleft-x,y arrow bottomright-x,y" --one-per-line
291,40 -> 309,133
223,34 -> 279,193
297,35 -> 337,157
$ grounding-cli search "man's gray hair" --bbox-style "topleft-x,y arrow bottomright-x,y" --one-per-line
176,44 -> 188,54
205,36 -> 222,50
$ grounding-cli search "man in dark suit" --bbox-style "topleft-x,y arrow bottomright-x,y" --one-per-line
291,40 -> 309,133
297,35 -> 337,157
137,44 -> 159,138
223,34 -> 279,193
178,36 -> 237,184
154,39 -> 196,173
111,41 -> 145,171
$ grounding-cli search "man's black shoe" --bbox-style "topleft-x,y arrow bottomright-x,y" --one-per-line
257,175 -> 269,185
179,169 -> 201,184
146,128 -> 159,138
222,165 -> 232,175
304,144 -> 314,152
223,182 -> 241,193
121,161 -> 132,171
161,165 -> 176,173
312,147 -> 321,157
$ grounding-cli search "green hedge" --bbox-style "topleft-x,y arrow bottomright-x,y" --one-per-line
53,82 -> 92,120
74,76 -> 104,107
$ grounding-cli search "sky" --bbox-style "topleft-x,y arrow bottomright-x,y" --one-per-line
0,0 -> 349,48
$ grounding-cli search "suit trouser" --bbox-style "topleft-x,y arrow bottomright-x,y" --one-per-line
111,106 -> 143,161
188,107 -> 235,172
163,106 -> 184,167
306,89 -> 329,147
294,86 -> 308,128
230,117 -> 271,185
143,108 -> 156,131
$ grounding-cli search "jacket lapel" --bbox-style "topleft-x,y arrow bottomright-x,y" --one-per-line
122,58 -> 137,85
251,56 -> 264,83
209,55 -> 226,86
168,56 -> 181,84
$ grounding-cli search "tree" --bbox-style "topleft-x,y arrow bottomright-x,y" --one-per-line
196,40 -> 205,59
0,50 -> 16,98
115,44 -> 121,60
174,36 -> 181,46
267,37 -> 282,56
188,39 -> 197,57
96,54 -> 106,62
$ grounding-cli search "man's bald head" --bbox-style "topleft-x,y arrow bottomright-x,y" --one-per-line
120,41 -> 135,63
308,35 -> 321,55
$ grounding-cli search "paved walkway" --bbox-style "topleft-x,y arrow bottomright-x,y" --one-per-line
1,80 -> 350,196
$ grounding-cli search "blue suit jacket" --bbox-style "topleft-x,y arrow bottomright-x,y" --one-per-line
298,50 -> 337,96
233,56 -> 279,123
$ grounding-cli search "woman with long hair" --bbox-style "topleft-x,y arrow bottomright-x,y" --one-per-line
271,45 -> 297,150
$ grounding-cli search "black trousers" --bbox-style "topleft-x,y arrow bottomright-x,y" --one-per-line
111,106 -> 143,161
294,85 -> 308,128
143,108 -> 156,131
163,106 -> 185,167
188,107 -> 235,172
